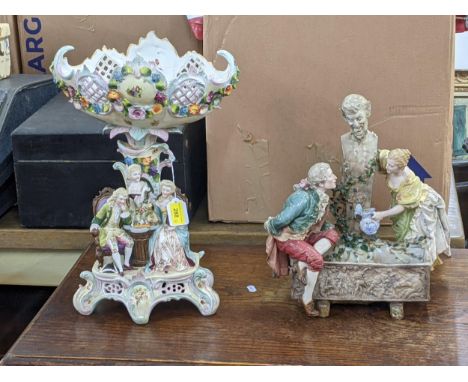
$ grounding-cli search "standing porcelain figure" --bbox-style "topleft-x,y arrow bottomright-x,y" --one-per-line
126,164 -> 158,227
148,180 -> 192,272
372,149 -> 451,265
265,163 -> 340,317
340,94 -> 378,233
90,188 -> 135,275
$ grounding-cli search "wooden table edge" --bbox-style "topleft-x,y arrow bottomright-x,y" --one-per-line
0,242 -> 94,365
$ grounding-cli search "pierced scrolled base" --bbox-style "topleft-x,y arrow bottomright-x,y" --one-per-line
291,258 -> 430,320
73,260 -> 220,325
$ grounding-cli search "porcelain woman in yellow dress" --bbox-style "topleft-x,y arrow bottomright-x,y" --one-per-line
372,149 -> 451,265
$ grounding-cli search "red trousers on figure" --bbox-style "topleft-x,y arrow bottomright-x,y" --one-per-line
275,229 -> 339,272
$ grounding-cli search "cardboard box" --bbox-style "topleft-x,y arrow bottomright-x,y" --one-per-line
0,16 -> 21,74
0,23 -> 11,79
204,16 -> 454,222
17,16 -> 201,75
0,23 -> 11,78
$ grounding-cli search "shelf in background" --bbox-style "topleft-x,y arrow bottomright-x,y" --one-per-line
0,176 -> 465,251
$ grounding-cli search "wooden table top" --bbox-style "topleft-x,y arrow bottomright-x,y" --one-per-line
2,245 -> 468,366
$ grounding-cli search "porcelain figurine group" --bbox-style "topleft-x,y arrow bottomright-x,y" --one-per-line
52,32 -> 450,323
90,179 -> 192,276
265,94 -> 450,319
53,32 -> 236,324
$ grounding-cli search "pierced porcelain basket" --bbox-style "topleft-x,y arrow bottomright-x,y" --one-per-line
50,31 -> 239,131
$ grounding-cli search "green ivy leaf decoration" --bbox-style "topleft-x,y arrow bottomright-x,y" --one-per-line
329,157 -> 377,240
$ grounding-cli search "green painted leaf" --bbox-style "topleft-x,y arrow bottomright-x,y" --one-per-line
155,81 -> 166,91
140,67 -> 152,77
108,79 -> 118,89
122,65 -> 133,76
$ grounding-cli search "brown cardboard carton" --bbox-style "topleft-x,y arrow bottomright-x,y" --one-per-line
17,15 -> 201,74
0,16 -> 21,74
0,23 -> 11,78
204,16 -> 454,222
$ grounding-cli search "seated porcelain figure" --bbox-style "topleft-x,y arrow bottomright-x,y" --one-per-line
372,148 -> 451,266
147,180 -> 194,273
264,163 -> 340,317
90,187 -> 134,275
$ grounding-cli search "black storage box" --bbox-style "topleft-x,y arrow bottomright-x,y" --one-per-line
0,75 -> 58,216
12,94 -> 206,228
0,175 -> 16,217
